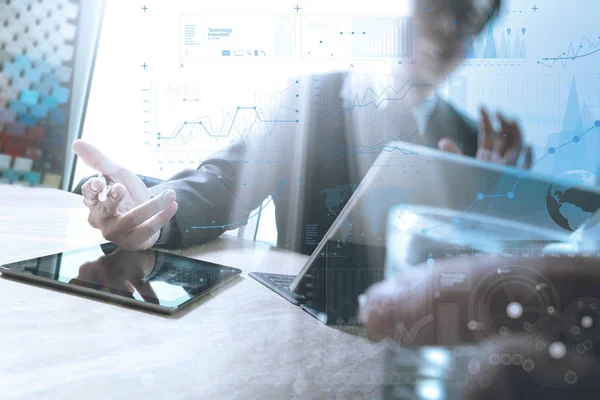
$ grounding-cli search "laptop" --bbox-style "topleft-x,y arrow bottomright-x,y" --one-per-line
250,142 -> 600,324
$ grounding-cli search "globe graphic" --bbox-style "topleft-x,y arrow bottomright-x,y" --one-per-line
546,170 -> 600,231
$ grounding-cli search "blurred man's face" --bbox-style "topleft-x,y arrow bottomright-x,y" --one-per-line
404,0 -> 499,83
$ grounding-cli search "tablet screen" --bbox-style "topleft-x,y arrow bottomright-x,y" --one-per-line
1,244 -> 241,311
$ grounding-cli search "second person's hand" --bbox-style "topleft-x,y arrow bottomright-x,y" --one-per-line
438,107 -> 533,168
72,140 -> 178,250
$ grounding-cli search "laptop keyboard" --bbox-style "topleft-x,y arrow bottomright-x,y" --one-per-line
267,273 -> 295,287
249,272 -> 306,305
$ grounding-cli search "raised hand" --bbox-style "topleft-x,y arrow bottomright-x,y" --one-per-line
73,140 -> 178,250
438,107 -> 533,168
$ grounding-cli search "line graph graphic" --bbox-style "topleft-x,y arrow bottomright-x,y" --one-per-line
346,77 -> 600,238
321,74 -> 422,155
543,78 -> 600,175
419,76 -> 600,235
332,76 -> 419,116
535,125 -> 597,166
421,121 -> 600,235
143,77 -> 303,177
327,133 -> 419,156
538,35 -> 600,68
158,105 -> 299,144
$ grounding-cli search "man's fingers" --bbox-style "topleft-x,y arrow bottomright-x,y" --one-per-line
81,177 -> 106,205
104,200 -> 178,251
522,145 -> 533,169
72,140 -> 121,176
117,190 -> 176,233
75,261 -> 104,283
438,138 -> 464,155
97,183 -> 127,217
503,149 -> 519,166
124,202 -> 179,250
360,270 -> 433,343
498,113 -> 522,152
83,198 -> 97,208
105,277 -> 135,299
492,113 -> 507,157
132,281 -> 160,304
476,147 -> 492,161
478,107 -> 494,151
359,279 -> 403,341
128,277 -> 160,304
503,146 -> 532,168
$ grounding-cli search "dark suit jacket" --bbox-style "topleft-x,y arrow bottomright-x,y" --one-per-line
150,72 -> 478,254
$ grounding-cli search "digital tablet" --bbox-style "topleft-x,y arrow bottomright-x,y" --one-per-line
0,243 -> 242,314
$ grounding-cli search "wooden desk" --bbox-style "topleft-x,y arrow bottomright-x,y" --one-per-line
0,185 -> 384,399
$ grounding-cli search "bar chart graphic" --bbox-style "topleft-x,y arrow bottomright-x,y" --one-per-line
301,15 -> 413,61
464,24 -> 528,60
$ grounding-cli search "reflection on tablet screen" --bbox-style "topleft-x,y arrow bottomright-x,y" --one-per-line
1,244 -> 241,309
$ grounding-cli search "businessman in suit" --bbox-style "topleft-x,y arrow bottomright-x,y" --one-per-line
73,0 -> 530,253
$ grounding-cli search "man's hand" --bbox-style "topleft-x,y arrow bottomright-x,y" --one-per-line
438,107 -> 533,168
73,140 -> 178,250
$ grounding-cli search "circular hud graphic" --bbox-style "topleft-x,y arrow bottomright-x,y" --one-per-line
468,266 -> 561,351
525,326 -> 595,388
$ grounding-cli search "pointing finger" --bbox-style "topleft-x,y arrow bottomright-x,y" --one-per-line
73,140 -> 121,176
